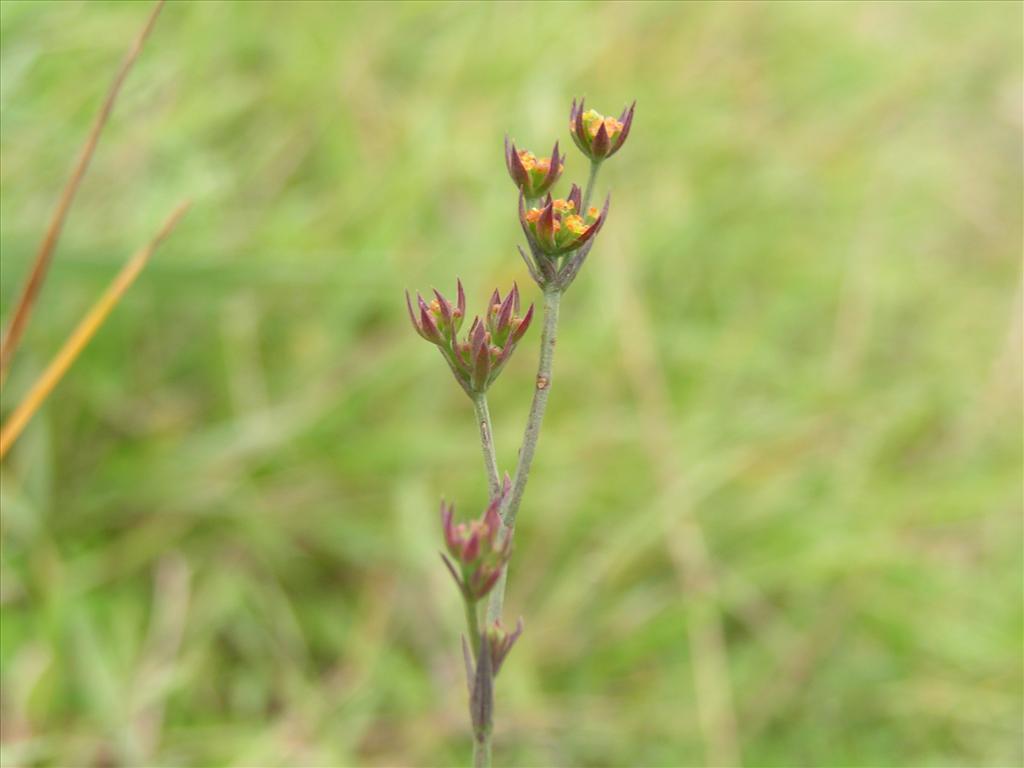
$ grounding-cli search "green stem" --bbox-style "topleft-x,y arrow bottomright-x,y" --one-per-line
486,288 -> 562,624
582,159 -> 601,211
474,735 -> 492,767
465,595 -> 491,766
472,394 -> 501,501
464,596 -> 481,661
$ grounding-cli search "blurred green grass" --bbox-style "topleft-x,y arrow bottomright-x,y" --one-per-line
0,1 -> 1021,766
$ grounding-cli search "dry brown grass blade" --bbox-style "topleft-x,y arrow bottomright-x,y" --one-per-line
0,201 -> 190,461
0,0 -> 166,383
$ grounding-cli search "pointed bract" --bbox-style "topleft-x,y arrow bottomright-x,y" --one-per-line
432,288 -> 452,330
406,291 -> 431,341
419,306 -> 443,344
592,121 -> 611,157
496,290 -> 515,334
510,303 -> 534,343
567,183 -> 582,212
471,339 -> 490,391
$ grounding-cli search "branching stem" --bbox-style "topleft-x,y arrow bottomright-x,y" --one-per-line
486,288 -> 562,624
473,156 -> 602,764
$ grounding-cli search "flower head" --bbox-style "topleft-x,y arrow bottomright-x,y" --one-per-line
519,184 -> 609,257
569,99 -> 635,161
406,281 -> 534,396
505,138 -> 564,199
440,475 -> 512,601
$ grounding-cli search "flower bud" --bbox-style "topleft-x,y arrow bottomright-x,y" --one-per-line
569,98 -> 635,162
485,618 -> 523,676
519,186 -> 609,257
505,138 -> 564,199
439,475 -> 512,601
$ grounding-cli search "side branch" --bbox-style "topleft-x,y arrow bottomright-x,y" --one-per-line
473,394 -> 501,500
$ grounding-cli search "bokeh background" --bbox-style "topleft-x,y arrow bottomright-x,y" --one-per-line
1,2 -> 1021,766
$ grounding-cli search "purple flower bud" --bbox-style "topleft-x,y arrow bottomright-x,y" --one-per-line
486,617 -> 524,677
438,479 -> 512,601
569,98 -> 635,162
505,137 -> 564,198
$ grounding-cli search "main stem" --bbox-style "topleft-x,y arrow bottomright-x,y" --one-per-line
486,288 -> 562,624
471,163 -> 601,764
472,394 -> 501,501
466,596 -> 492,768
473,736 -> 492,767
464,597 -> 481,662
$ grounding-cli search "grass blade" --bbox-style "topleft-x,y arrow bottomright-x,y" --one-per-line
0,0 -> 166,382
0,201 -> 190,460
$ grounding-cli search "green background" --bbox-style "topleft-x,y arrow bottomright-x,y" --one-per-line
1,2 -> 1021,766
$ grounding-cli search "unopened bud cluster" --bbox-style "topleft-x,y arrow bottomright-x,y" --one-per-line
406,281 -> 533,396
440,475 -> 512,601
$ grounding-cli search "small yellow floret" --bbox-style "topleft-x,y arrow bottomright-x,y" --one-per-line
552,198 -> 575,213
517,150 -> 537,171
587,206 -> 601,219
565,215 -> 588,235
525,209 -> 542,223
